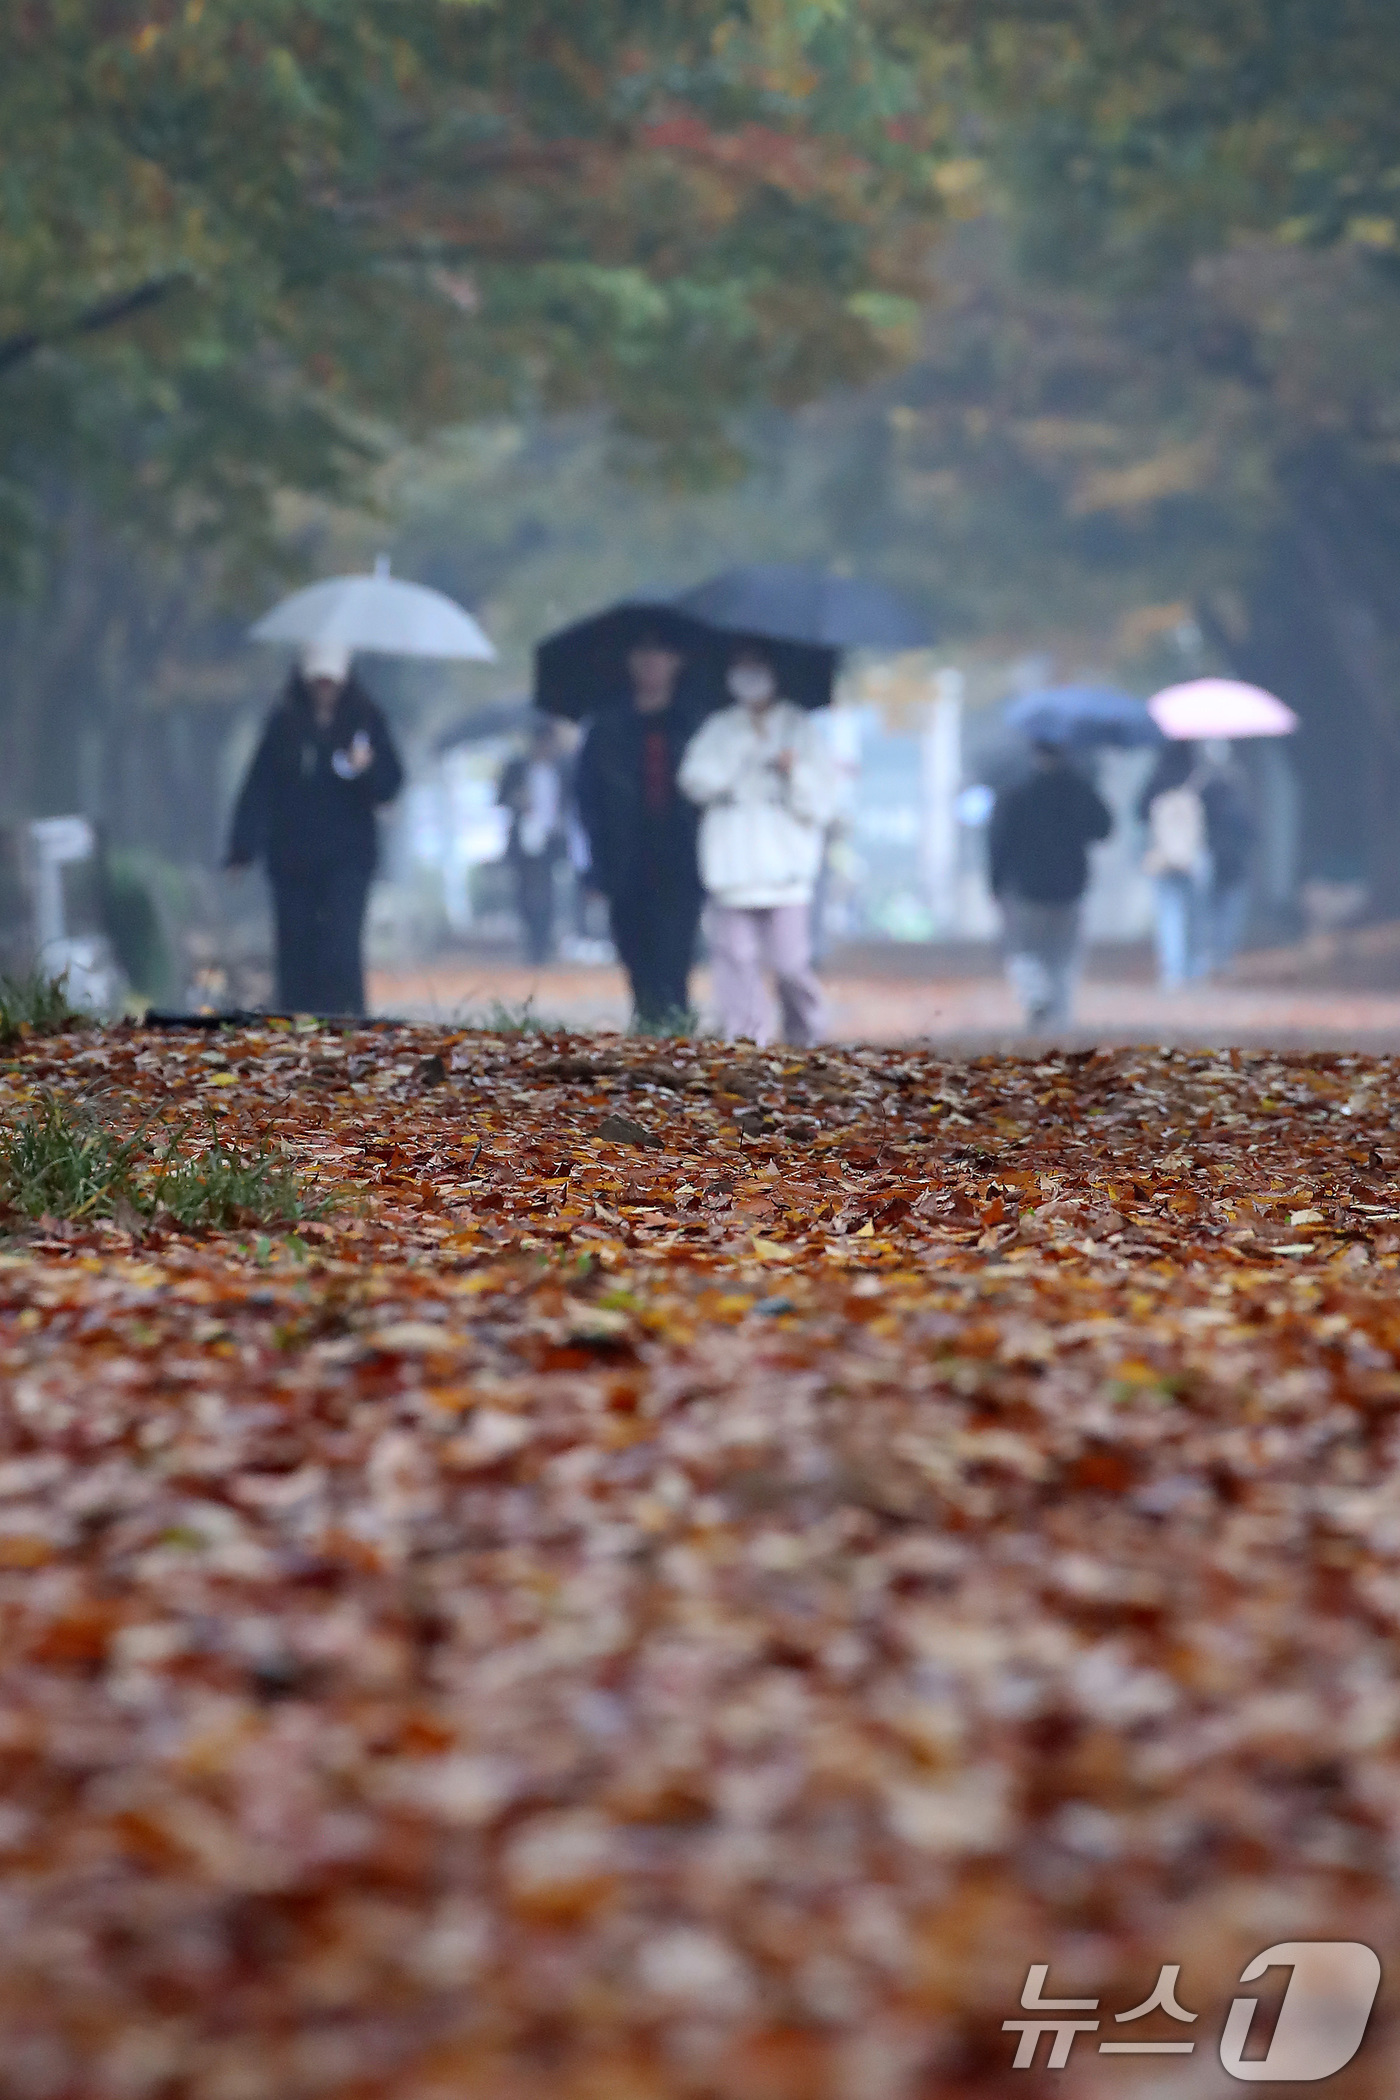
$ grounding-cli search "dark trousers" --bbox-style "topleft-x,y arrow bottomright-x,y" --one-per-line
272,864 -> 371,1015
609,885 -> 701,1026
513,853 -> 555,965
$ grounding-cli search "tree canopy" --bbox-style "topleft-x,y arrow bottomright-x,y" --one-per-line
947,0 -> 1400,282
929,0 -> 1400,899
0,1 -> 945,577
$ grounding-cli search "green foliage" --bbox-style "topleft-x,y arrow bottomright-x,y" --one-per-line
630,1006 -> 700,1039
479,997 -> 566,1037
0,2 -> 947,578
0,972 -> 87,1043
949,0 -> 1400,288
150,1127 -> 329,1231
921,1 -> 1400,894
0,1095 -> 328,1229
0,1095 -> 146,1220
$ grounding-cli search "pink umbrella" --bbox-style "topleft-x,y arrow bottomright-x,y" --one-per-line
1148,678 -> 1298,740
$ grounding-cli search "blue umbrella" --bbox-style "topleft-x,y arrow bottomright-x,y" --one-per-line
1005,685 -> 1163,750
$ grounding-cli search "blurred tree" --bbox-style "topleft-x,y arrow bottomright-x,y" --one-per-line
0,0 -> 953,833
889,0 -> 1400,907
945,0 -> 1400,281
0,1 -> 944,584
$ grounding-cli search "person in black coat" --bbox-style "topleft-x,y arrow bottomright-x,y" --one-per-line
988,740 -> 1111,1028
1198,741 -> 1256,971
575,629 -> 704,1027
226,640 -> 404,1015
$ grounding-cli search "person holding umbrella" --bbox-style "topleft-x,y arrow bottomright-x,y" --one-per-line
988,736 -> 1111,1030
992,682 -> 1156,1025
1140,679 -> 1293,980
226,639 -> 404,1015
572,618 -> 707,1029
539,568 -> 927,1030
678,644 -> 839,1045
1137,739 -> 1256,983
236,557 -> 491,1016
669,563 -> 922,1040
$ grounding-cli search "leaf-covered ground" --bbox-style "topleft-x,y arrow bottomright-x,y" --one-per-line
2,1022 -> 1399,2098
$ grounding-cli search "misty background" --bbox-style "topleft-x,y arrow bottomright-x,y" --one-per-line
3,4 -> 1398,1015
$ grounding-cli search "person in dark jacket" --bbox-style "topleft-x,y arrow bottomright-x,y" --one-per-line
1197,740 -> 1256,972
575,628 -> 703,1028
226,640 -> 404,1014
989,739 -> 1111,1028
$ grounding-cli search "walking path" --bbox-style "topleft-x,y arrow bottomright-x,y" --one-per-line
370,955 -> 1400,1050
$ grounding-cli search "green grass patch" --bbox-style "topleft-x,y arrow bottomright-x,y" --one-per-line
0,971 -> 88,1043
0,1094 -> 145,1220
469,996 -> 697,1039
479,996 -> 567,1036
629,1005 -> 698,1039
0,1096 -> 330,1231
151,1128 -> 330,1230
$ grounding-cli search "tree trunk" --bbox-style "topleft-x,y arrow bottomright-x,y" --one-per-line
1203,443 -> 1400,918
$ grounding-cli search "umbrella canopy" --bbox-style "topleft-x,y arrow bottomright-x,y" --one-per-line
1148,678 -> 1298,740
674,563 -> 933,651
1005,684 -> 1163,751
251,561 -> 495,661
534,601 -> 727,722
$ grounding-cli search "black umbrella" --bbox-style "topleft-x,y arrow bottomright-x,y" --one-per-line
674,563 -> 934,652
534,600 -> 721,722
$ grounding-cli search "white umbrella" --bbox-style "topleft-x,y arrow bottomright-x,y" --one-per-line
1148,677 -> 1297,740
251,557 -> 495,661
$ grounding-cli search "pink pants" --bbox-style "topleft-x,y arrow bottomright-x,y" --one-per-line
706,902 -> 825,1046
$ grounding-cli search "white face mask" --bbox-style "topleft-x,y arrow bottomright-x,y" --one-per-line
728,663 -> 776,707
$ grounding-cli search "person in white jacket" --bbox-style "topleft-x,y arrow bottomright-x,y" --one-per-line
678,647 -> 840,1044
